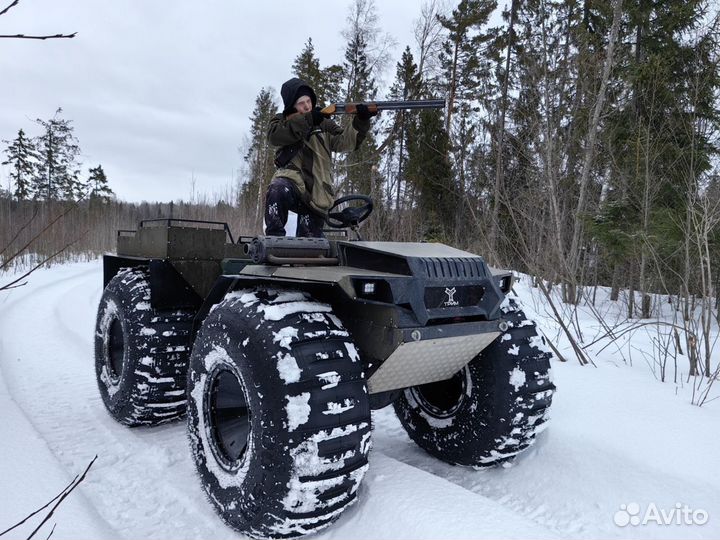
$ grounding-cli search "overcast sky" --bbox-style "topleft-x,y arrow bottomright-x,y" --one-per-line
0,0 -> 429,202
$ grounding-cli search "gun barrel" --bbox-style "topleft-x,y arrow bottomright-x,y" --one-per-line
374,99 -> 446,110
326,99 -> 445,115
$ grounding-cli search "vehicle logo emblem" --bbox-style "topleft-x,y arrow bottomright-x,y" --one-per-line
444,287 -> 459,307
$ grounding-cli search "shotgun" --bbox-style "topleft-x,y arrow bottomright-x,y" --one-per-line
320,99 -> 445,115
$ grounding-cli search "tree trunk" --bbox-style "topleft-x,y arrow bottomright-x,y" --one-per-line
538,8 -> 567,275
641,293 -> 651,319
489,0 -> 518,261
627,264 -> 636,318
568,0 -> 623,278
610,262 -> 621,301
396,110 -> 405,214
688,333 -> 698,377
444,38 -> 459,134
563,281 -> 577,305
639,248 -> 650,318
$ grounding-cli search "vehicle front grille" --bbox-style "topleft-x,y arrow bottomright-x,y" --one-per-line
419,257 -> 487,279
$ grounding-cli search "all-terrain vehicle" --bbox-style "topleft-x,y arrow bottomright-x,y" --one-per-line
94,196 -> 555,538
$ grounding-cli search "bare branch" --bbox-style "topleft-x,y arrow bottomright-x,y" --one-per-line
539,328 -> 569,362
26,456 -> 98,540
0,0 -> 20,17
0,206 -> 38,257
536,279 -> 595,366
0,32 -> 77,40
0,202 -> 80,272
0,234 -> 85,291
1,281 -> 27,290
0,473 -> 79,537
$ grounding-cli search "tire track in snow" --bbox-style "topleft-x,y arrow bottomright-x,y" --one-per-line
52,272 -> 102,357
0,263 -> 98,312
2,263 -> 102,405
371,404 -> 720,540
0,358 -> 119,539
1,262 -> 238,539
371,408 -> 582,531
325,451 -> 558,540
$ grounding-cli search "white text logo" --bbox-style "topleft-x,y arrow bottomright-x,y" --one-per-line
613,503 -> 709,527
444,287 -> 459,306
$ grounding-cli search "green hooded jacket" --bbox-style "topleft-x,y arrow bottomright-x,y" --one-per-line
268,78 -> 369,215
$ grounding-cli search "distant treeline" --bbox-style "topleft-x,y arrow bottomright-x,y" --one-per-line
0,197 -> 255,269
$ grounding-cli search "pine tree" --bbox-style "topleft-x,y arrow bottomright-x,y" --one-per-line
437,0 -> 497,235
406,109 -> 455,240
385,47 -> 423,210
343,33 -> 377,103
438,0 -> 496,134
33,108 -> 82,200
340,0 -> 383,197
87,165 -> 114,202
291,38 -> 342,106
2,129 -> 37,200
292,38 -> 323,91
241,88 -> 278,229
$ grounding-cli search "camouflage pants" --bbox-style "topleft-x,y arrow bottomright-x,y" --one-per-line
264,177 -> 325,238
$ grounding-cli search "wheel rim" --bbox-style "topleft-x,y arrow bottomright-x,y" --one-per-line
411,367 -> 468,418
207,367 -> 251,470
107,317 -> 125,383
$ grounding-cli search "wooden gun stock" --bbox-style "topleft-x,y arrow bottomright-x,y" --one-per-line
320,99 -> 445,116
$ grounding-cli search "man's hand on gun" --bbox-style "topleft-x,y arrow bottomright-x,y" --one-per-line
311,107 -> 330,125
355,104 -> 378,121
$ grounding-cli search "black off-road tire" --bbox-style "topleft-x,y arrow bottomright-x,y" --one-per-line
187,288 -> 371,539
393,298 -> 555,467
94,267 -> 194,426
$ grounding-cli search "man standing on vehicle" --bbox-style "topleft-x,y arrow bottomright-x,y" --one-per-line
265,77 -> 376,237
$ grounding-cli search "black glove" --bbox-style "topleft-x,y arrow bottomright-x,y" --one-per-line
310,107 -> 329,126
355,104 -> 377,121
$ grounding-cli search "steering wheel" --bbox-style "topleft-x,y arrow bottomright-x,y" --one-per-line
326,195 -> 374,229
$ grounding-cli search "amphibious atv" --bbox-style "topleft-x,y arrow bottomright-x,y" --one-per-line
94,196 -> 555,538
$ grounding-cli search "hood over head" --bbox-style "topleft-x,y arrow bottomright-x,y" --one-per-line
280,78 -> 317,113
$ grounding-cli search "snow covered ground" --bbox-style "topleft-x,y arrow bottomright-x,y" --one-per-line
1,260 -> 719,539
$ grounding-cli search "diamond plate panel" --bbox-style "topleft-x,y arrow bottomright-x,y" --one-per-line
367,332 -> 500,394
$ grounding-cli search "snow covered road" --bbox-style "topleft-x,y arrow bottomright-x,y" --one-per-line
1,261 -> 719,539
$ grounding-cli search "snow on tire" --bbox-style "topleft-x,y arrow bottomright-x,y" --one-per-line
187,288 -> 371,539
393,297 -> 555,467
94,267 -> 194,426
